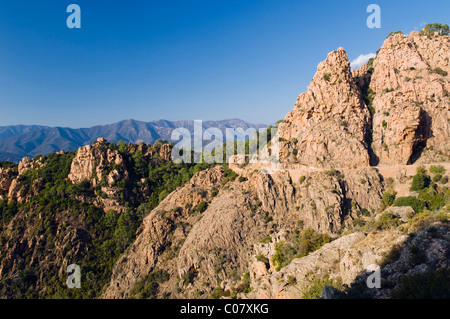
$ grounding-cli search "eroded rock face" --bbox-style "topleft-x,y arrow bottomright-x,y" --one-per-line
245,229 -> 409,299
104,166 -> 227,299
345,223 -> 450,299
103,164 -> 385,299
278,33 -> 449,168
0,168 -> 14,201
278,48 -> 371,168
369,33 -> 450,165
18,157 -> 43,176
68,138 -> 128,186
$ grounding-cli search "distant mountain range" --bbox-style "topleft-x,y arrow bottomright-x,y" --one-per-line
0,119 -> 268,162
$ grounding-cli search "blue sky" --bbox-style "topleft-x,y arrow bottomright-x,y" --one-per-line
0,0 -> 448,127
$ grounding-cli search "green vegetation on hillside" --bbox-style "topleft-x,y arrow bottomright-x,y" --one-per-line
0,142 -> 214,299
272,228 -> 332,271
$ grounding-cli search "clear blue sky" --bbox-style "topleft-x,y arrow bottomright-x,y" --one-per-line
0,0 -> 448,127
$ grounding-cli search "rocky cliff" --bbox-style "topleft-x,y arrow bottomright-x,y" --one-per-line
278,48 -> 372,168
278,31 -> 449,168
102,30 -> 449,299
369,31 -> 449,165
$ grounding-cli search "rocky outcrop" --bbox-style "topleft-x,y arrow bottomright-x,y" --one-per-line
278,32 -> 449,168
68,138 -> 128,186
1,157 -> 45,204
130,143 -> 173,162
245,223 -> 450,299
18,157 -> 43,176
244,229 -> 408,299
344,223 -> 450,299
368,32 -> 450,165
278,48 -> 372,168
0,168 -> 14,200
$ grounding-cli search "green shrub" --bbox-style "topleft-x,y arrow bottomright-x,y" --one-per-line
210,287 -> 225,299
272,241 -> 297,271
302,275 -> 343,299
287,275 -> 297,286
360,209 -> 371,217
410,172 -> 431,191
193,201 -> 208,213
386,31 -> 404,38
432,174 -> 443,183
429,165 -> 446,175
325,169 -> 339,177
418,188 -> 446,211
382,191 -> 396,206
241,272 -> 252,294
272,229 -> 332,271
258,236 -> 273,244
394,196 -> 426,214
373,212 -> 402,230
299,176 -> 306,184
211,188 -> 219,197
238,176 -> 248,182
420,23 -> 450,36
182,267 -> 197,286
323,73 -> 331,82
430,67 -> 448,76
131,269 -> 169,299
353,219 -> 365,227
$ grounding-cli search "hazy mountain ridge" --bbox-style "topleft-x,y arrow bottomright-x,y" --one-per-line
0,119 -> 267,162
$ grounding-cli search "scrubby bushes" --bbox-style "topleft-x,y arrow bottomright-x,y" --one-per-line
429,166 -> 447,184
131,269 -> 169,299
181,267 -> 197,286
258,236 -> 272,244
410,169 -> 431,191
386,31 -> 404,38
272,229 -> 332,271
192,201 -> 208,214
373,212 -> 402,230
272,241 -> 297,271
394,196 -> 426,214
382,191 -> 396,206
420,23 -> 450,37
429,67 -> 448,77
302,275 -> 344,299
